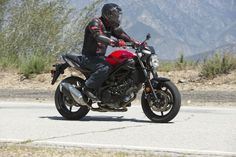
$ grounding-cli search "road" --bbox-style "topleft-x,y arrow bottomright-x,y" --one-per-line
0,101 -> 236,156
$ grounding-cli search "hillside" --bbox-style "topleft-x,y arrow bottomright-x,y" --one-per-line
186,44 -> 236,61
72,0 -> 236,59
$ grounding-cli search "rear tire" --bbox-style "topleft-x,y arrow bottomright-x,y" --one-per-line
141,81 -> 181,123
55,77 -> 90,120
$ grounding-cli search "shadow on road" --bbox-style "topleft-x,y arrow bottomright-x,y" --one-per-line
40,115 -> 153,123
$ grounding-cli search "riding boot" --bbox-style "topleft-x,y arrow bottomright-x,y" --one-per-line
83,86 -> 98,100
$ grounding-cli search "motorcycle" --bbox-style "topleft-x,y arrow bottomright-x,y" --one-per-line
51,34 -> 181,123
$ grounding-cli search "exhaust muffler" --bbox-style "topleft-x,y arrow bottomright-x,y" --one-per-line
60,82 -> 88,106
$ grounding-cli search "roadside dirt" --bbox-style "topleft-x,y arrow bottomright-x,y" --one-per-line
0,143 -> 204,157
0,69 -> 235,106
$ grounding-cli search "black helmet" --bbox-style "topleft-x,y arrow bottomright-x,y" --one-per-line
102,3 -> 122,28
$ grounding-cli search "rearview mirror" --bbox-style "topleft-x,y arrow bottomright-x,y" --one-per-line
146,33 -> 151,40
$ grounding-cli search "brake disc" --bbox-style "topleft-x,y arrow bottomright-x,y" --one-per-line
150,90 -> 172,112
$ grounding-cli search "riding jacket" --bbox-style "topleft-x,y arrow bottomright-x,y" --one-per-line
82,17 -> 133,57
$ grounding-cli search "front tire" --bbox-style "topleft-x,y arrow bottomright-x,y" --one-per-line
55,76 -> 90,120
141,81 -> 181,123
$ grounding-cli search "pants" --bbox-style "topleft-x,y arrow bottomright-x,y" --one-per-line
81,55 -> 111,90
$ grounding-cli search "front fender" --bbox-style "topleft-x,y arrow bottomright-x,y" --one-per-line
150,77 -> 170,88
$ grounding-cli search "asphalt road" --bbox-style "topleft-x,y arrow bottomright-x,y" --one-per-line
0,101 -> 236,156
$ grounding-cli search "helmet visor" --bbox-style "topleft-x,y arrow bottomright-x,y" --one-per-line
110,7 -> 122,27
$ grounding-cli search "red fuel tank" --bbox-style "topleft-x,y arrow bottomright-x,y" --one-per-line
106,50 -> 137,66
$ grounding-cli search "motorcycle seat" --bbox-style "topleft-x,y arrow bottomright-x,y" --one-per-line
65,54 -> 81,63
63,54 -> 91,73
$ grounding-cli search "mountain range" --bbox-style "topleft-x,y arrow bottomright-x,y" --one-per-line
71,0 -> 236,59
186,43 -> 236,61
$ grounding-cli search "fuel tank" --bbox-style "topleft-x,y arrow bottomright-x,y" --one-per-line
106,50 -> 137,66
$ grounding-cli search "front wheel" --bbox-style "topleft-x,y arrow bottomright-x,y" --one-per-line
141,81 -> 181,123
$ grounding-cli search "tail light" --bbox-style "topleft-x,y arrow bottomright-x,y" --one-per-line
51,70 -> 56,78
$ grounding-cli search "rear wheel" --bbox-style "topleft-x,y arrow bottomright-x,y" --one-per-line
141,81 -> 181,123
55,77 -> 90,120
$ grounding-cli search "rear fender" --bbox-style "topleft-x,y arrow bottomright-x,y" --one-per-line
51,63 -> 69,85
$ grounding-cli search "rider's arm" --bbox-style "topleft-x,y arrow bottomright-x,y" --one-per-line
89,19 -> 116,46
112,27 -> 134,42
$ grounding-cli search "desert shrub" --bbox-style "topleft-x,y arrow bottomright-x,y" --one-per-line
200,53 -> 236,79
19,54 -> 51,78
158,61 -> 175,72
175,53 -> 187,70
0,55 -> 19,70
159,53 -> 198,72
0,0 -> 102,76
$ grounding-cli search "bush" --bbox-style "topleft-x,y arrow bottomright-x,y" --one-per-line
200,53 -> 236,79
19,55 -> 51,78
158,61 -> 175,72
158,54 -> 198,72
175,53 -> 187,70
0,0 -> 102,76
0,56 -> 19,70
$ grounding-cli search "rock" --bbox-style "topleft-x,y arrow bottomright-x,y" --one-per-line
20,75 -> 27,81
178,79 -> 187,83
190,77 -> 201,82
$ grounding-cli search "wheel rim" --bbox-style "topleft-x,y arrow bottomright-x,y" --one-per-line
147,85 -> 174,117
62,95 -> 82,113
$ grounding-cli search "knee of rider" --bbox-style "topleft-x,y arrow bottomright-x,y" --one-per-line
100,65 -> 110,74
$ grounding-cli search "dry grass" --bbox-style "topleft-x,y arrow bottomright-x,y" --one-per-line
0,144 -> 172,157
200,53 -> 236,79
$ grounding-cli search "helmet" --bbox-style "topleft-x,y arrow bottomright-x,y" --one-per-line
101,3 -> 122,28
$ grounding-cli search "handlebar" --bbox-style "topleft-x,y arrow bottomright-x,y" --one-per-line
124,41 -> 147,50
125,42 -> 134,47
124,33 -> 151,50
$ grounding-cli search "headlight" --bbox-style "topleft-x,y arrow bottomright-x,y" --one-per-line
150,54 -> 159,68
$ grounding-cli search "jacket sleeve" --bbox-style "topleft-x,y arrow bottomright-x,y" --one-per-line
88,18 -> 115,46
112,27 -> 134,42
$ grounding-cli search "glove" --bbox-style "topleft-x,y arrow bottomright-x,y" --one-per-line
132,40 -> 142,48
115,39 -> 126,47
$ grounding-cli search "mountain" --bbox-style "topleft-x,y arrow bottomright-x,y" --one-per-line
186,44 -> 236,61
71,0 -> 236,59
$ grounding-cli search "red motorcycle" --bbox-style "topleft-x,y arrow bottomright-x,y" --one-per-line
51,34 -> 181,123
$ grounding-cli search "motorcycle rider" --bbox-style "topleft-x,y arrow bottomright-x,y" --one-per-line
81,3 -> 137,100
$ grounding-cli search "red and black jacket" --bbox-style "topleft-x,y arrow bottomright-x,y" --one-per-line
82,17 -> 133,57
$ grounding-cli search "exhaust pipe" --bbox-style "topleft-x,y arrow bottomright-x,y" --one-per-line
60,82 -> 88,106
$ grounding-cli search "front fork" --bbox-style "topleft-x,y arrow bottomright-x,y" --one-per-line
145,70 -> 159,103
136,54 -> 160,104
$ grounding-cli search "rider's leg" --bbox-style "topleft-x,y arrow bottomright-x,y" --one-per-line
81,56 -> 111,99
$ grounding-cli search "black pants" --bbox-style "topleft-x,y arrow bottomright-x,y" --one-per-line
81,55 -> 111,90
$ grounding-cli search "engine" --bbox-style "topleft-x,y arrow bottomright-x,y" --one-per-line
100,58 -> 145,108
101,79 -> 134,107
